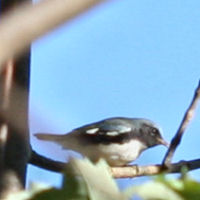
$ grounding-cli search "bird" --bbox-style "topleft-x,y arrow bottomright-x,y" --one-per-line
35,117 -> 168,166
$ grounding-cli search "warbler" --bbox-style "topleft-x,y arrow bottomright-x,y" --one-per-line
35,117 -> 168,166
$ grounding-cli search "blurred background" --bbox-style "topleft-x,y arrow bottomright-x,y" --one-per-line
29,0 -> 200,190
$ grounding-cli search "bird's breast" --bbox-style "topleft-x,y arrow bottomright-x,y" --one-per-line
96,139 -> 146,166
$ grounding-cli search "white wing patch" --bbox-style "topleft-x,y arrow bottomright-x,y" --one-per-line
86,128 -> 99,134
86,126 -> 131,136
118,126 -> 132,133
106,131 -> 119,136
104,127 -> 132,136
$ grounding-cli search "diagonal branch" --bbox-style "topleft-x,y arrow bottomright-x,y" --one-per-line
162,80 -> 200,166
29,150 -> 200,178
0,0 -> 108,69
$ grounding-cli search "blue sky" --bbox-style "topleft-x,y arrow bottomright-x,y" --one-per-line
29,0 -> 200,190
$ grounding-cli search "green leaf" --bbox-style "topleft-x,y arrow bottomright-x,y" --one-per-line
70,158 -> 127,200
163,177 -> 200,200
62,161 -> 89,200
30,158 -> 128,200
125,180 -> 183,200
125,173 -> 200,200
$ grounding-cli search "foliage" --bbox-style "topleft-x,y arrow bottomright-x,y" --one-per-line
126,172 -> 200,200
6,159 -> 200,200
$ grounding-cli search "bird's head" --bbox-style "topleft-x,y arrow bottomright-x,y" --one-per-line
131,118 -> 169,148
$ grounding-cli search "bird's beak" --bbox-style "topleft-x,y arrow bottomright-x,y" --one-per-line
157,138 -> 169,147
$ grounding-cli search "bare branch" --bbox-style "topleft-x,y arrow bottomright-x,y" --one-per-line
111,159 -> 200,178
162,80 -> 200,166
30,150 -> 65,172
29,150 -> 200,178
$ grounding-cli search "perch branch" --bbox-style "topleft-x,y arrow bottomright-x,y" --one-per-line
162,80 -> 200,166
29,151 -> 200,178
30,150 -> 66,173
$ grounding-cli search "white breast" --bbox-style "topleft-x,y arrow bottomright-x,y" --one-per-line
96,140 -> 147,166
55,134 -> 147,166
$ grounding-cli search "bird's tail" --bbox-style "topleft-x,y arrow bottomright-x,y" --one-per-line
34,132 -> 78,151
34,133 -> 63,142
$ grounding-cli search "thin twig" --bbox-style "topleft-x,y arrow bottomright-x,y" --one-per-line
162,80 -> 200,166
29,150 -> 200,178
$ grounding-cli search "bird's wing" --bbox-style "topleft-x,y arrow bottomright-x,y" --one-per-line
75,118 -> 135,144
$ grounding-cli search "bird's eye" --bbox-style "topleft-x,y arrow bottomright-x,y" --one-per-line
150,128 -> 158,136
